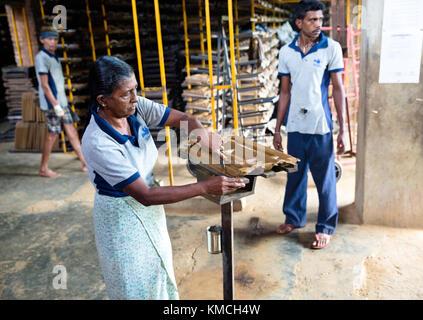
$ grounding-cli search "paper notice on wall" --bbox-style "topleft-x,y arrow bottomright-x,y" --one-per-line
379,31 -> 423,83
378,0 -> 423,83
381,0 -> 423,32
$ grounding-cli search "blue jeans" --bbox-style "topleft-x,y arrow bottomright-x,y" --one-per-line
283,132 -> 338,235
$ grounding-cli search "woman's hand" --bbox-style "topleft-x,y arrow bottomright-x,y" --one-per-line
202,176 -> 246,195
198,132 -> 226,159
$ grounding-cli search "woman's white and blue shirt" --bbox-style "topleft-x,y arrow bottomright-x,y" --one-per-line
82,96 -> 170,194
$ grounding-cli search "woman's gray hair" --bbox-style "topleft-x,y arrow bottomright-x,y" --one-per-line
89,56 -> 134,109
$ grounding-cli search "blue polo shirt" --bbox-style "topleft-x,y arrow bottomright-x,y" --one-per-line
81,96 -> 171,197
34,47 -> 68,111
278,33 -> 344,135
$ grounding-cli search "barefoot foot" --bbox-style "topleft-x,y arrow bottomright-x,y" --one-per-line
39,168 -> 61,178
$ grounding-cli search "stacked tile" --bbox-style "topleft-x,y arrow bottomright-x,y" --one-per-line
240,27 -> 279,128
14,91 -> 59,151
1,66 -> 37,141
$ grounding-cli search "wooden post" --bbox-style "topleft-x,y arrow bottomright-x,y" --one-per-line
221,201 -> 234,300
331,0 -> 346,49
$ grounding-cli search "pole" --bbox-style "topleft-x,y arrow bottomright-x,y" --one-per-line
228,0 -> 239,136
234,0 -> 240,73
131,0 -> 146,97
251,0 -> 255,32
154,0 -> 175,186
55,11 -> 77,130
346,0 -> 350,26
221,201 -> 234,300
204,0 -> 216,132
57,13 -> 78,152
11,7 -> 23,66
182,0 -> 191,90
39,0 -> 45,22
182,0 -> 193,108
22,6 -> 34,65
85,0 -> 96,61
198,0 -> 205,68
101,1 -> 111,56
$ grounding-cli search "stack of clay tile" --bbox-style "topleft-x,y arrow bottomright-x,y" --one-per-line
187,135 -> 299,177
182,74 -> 220,129
14,92 -> 59,151
182,74 -> 217,99
2,66 -> 36,130
216,26 -> 281,140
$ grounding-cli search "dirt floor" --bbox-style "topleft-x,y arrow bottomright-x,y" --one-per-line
1,138 -> 423,300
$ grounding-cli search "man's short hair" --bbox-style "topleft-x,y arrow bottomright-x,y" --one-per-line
294,0 -> 326,21
40,25 -> 59,39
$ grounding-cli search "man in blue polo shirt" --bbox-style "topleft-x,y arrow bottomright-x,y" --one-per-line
34,26 -> 86,177
273,0 -> 346,249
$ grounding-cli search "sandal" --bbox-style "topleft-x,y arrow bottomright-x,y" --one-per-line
311,233 -> 332,249
276,223 -> 297,235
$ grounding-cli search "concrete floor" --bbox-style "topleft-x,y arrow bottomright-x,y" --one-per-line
1,138 -> 423,300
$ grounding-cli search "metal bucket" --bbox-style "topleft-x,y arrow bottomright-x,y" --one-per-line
206,226 -> 222,254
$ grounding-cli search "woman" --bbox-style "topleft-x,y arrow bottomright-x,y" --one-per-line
81,56 -> 244,300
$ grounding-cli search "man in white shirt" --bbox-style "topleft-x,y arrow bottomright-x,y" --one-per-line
273,0 -> 346,249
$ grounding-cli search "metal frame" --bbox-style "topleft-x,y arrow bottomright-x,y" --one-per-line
185,148 -> 296,300
10,7 -> 22,66
204,0 -> 217,132
131,0 -> 146,97
227,0 -> 239,136
22,6 -> 33,66
131,0 -> 174,186
85,0 -> 96,62
153,0 -> 175,186
101,0 -> 111,56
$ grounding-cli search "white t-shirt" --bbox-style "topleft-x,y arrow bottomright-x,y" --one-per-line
34,47 -> 68,111
278,33 -> 344,135
82,96 -> 170,197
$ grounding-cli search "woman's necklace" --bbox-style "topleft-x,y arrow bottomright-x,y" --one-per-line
98,109 -> 131,135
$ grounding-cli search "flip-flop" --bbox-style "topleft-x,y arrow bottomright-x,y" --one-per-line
276,223 -> 297,235
311,233 -> 332,249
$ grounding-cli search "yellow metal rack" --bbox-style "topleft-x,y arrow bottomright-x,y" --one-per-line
204,0 -> 217,132
10,7 -> 22,66
227,0 -> 239,136
101,0 -> 111,56
131,0 -> 174,185
85,0 -> 97,62
22,6 -> 34,66
131,0 -> 146,97
153,0 -> 175,186
182,0 -> 191,91
182,1 -> 247,135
